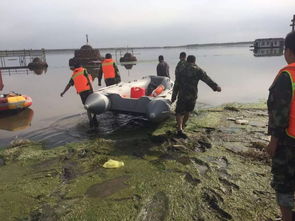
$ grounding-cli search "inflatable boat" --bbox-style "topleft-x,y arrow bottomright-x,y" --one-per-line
85,76 -> 173,122
0,93 -> 32,112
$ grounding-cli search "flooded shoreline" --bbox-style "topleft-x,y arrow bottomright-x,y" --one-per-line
0,45 -> 284,148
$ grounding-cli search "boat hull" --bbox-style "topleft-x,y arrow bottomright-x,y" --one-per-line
0,94 -> 32,112
85,76 -> 173,122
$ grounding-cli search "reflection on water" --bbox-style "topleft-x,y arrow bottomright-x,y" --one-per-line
0,108 -> 34,131
252,48 -> 284,57
24,112 -> 148,148
0,71 -> 3,90
1,67 -> 47,76
29,67 -> 48,75
120,61 -> 137,70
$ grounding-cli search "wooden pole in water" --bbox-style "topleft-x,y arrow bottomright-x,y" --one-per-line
291,15 -> 295,32
0,70 -> 4,91
86,34 -> 89,44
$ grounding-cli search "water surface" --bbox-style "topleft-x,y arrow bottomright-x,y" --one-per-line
0,45 -> 285,147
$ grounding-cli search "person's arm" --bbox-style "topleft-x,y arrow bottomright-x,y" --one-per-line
166,63 -> 170,78
60,79 -> 73,97
98,64 -> 103,86
156,64 -> 160,76
198,67 -> 221,91
175,62 -> 180,77
171,73 -> 180,103
268,73 -> 292,133
113,63 -> 121,83
267,136 -> 279,157
266,72 -> 292,157
84,69 -> 93,91
113,62 -> 120,74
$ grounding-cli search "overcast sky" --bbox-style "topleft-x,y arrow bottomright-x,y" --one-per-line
0,0 -> 294,49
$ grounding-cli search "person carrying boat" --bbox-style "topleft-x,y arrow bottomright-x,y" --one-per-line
60,58 -> 98,128
156,55 -> 170,78
171,55 -> 221,138
266,31 -> 295,221
98,53 -> 121,87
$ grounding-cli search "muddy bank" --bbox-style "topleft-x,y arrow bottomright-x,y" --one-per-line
0,102 -> 279,220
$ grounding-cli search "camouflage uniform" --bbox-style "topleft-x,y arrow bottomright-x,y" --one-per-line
172,63 -> 219,114
175,60 -> 187,77
267,71 -> 295,208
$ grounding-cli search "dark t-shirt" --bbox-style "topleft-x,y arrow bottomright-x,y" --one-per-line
157,61 -> 170,78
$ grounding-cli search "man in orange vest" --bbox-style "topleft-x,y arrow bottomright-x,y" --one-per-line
266,31 -> 295,221
60,58 -> 98,128
98,53 -> 121,87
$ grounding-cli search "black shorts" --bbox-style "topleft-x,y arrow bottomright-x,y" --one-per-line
79,90 -> 93,105
175,99 -> 196,115
105,78 -> 117,86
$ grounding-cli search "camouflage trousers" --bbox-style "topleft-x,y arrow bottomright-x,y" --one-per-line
271,135 -> 295,194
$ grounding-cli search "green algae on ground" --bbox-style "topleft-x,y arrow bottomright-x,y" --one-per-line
0,102 -> 279,220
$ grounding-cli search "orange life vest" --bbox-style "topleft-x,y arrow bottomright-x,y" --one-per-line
71,67 -> 92,93
102,59 -> 116,79
275,63 -> 295,137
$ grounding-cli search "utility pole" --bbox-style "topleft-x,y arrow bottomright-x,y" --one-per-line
291,15 -> 295,31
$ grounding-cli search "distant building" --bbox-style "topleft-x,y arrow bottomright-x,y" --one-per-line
253,38 -> 284,49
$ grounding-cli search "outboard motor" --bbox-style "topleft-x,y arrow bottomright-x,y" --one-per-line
84,92 -> 110,114
147,99 -> 171,122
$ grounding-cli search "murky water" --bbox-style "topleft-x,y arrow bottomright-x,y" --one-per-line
0,45 -> 285,147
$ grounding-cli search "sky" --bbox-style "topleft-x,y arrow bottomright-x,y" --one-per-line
0,0 -> 294,49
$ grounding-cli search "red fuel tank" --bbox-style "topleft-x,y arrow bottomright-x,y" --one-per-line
130,87 -> 146,98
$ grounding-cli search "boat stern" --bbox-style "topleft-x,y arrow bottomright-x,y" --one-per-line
84,92 -> 110,114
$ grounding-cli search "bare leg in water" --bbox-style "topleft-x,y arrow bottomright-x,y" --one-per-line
176,113 -> 188,138
176,114 -> 184,132
87,110 -> 98,128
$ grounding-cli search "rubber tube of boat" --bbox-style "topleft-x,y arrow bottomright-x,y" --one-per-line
147,99 -> 171,122
84,92 -> 110,114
